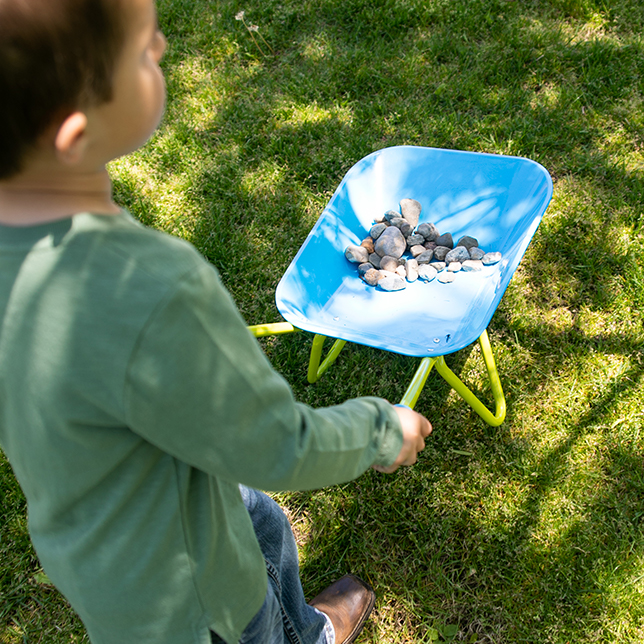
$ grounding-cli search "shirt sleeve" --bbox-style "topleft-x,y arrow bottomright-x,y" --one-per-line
123,261 -> 403,491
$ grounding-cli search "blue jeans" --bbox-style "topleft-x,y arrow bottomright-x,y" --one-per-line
210,486 -> 334,644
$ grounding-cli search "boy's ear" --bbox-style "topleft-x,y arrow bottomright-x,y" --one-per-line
54,112 -> 89,165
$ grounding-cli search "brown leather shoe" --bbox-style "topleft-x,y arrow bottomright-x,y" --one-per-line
309,574 -> 376,644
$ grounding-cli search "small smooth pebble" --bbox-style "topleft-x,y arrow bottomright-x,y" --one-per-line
438,272 -> 455,283
407,234 -> 425,248
368,253 -> 381,268
410,245 -> 426,258
462,259 -> 483,272
433,246 -> 450,261
406,258 -> 419,282
435,232 -> 454,248
384,210 -> 400,224
361,237 -> 375,254
431,261 -> 446,271
362,268 -> 381,286
418,264 -> 438,282
445,246 -> 470,264
448,262 -> 462,272
358,262 -> 372,276
417,222 -> 439,241
416,250 -> 434,264
395,265 -> 406,278
374,226 -> 406,258
390,217 -> 412,237
380,255 -> 399,272
378,276 -> 406,291
400,198 -> 421,228
345,245 -> 369,263
370,223 -> 387,239
456,235 -> 478,250
469,247 -> 485,261
482,251 -> 502,265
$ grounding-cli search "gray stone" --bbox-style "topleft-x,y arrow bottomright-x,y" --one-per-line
435,232 -> 454,249
482,251 -> 503,265
369,223 -> 387,240
410,245 -> 426,258
406,258 -> 419,282
378,276 -> 406,291
390,217 -> 412,238
445,246 -> 470,264
368,253 -> 381,269
358,262 -> 372,276
417,222 -> 439,242
400,198 -> 421,228
433,246 -> 450,261
418,264 -> 438,282
437,272 -> 455,283
380,255 -> 399,272
407,234 -> 425,248
374,225 -> 406,258
384,210 -> 400,224
345,244 -> 369,263
469,246 -> 485,261
456,235 -> 479,250
448,262 -> 462,272
462,259 -> 483,272
416,250 -> 434,264
362,268 -> 381,286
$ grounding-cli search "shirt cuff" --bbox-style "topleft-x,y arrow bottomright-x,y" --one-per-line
372,401 -> 404,467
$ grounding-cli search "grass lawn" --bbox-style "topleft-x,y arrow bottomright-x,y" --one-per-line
2,0 -> 644,642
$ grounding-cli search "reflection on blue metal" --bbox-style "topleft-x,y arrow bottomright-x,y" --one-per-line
276,145 -> 552,358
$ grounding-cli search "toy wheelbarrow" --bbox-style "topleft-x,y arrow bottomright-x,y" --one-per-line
249,146 -> 552,425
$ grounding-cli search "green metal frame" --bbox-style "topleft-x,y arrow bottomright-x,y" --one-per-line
248,323 -> 506,426
398,329 -> 505,425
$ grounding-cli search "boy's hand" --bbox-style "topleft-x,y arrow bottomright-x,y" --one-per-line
372,405 -> 432,474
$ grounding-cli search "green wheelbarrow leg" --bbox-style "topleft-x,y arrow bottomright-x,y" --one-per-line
434,329 -> 506,425
398,329 -> 506,426
307,334 -> 347,384
247,325 -> 346,384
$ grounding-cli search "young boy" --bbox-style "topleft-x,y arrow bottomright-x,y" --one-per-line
0,1 -> 432,643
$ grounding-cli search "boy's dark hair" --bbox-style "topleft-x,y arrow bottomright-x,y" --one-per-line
0,0 -> 126,179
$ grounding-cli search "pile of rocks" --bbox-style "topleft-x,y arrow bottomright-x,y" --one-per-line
344,198 -> 502,291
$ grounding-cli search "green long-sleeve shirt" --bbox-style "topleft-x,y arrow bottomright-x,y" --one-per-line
0,210 -> 403,644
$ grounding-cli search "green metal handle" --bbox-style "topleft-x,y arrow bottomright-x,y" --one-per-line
248,322 -> 297,337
